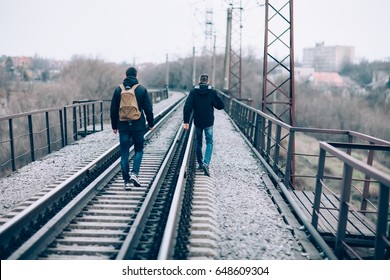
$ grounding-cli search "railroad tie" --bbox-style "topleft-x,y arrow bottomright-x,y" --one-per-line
187,174 -> 220,260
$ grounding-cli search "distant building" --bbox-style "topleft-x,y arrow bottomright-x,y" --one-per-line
295,67 -> 346,87
302,42 -> 355,72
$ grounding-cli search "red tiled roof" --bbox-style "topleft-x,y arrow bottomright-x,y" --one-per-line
312,72 -> 345,87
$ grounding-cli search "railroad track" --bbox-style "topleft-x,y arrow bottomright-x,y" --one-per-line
0,97 -> 211,259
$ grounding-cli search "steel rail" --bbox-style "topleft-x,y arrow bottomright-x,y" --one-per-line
116,116 -> 187,259
0,97 -> 185,259
157,122 -> 195,260
6,98 -> 186,259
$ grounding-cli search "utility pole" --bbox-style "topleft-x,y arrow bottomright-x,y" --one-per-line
192,46 -> 197,87
211,35 -> 217,87
165,53 -> 169,90
204,8 -> 214,55
223,1 -> 242,99
230,1 -> 243,99
223,7 -> 232,92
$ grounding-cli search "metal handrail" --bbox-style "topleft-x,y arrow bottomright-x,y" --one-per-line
0,101 -> 103,177
317,142 -> 390,259
0,88 -> 169,178
218,91 -> 390,186
217,90 -> 390,259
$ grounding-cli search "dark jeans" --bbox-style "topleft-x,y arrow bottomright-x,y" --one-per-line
119,130 -> 144,182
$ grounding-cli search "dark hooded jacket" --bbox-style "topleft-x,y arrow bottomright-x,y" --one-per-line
110,76 -> 154,131
183,83 -> 224,128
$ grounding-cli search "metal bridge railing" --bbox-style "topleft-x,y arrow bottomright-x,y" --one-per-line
218,90 -> 390,259
315,142 -> 390,259
0,88 -> 169,178
0,100 -> 103,177
66,100 -> 104,143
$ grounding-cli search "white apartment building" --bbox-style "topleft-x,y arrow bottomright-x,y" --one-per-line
302,42 -> 355,72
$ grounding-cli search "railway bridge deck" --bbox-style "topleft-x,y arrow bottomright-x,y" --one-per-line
0,90 -> 389,261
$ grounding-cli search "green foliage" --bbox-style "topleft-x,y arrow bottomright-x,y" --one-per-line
5,57 -> 14,76
341,60 -> 372,86
341,60 -> 390,87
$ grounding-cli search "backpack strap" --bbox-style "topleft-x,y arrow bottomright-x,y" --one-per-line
119,84 -> 139,92
132,84 -> 140,91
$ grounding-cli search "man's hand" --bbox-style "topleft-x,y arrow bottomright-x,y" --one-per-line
183,123 -> 190,130
149,126 -> 154,131
112,129 -> 118,134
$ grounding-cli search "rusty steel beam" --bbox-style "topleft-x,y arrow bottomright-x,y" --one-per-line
262,0 -> 296,186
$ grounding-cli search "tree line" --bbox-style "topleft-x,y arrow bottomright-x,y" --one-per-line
1,54 -> 389,144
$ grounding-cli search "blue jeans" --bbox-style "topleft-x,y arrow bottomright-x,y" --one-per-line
119,130 -> 144,182
195,126 -> 213,166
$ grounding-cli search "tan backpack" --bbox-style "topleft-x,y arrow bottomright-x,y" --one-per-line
119,84 -> 141,121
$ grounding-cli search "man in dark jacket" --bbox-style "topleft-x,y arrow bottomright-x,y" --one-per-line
110,67 -> 154,189
183,73 -> 224,176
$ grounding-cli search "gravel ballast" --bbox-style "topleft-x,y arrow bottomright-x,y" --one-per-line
211,109 -> 305,259
0,92 -> 184,214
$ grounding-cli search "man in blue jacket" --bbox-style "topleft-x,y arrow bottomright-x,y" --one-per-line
110,67 -> 154,189
183,73 -> 225,176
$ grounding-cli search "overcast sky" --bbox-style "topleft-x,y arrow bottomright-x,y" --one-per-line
0,0 -> 389,64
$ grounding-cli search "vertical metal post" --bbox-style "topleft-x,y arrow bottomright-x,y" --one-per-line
60,109 -> 65,148
45,111 -> 51,154
284,129 -> 294,185
78,104 -> 82,129
259,117 -> 266,155
250,110 -> 256,141
73,107 -> 78,140
361,149 -> 374,213
254,113 -> 261,152
64,107 -> 68,145
87,104 -> 90,127
335,163 -> 353,259
28,115 -> 35,162
312,148 -> 326,229
92,103 -> 96,133
100,102 -> 104,131
374,183 -> 389,259
266,122 -> 273,162
273,125 -> 282,172
8,119 -> 16,172
83,105 -> 87,137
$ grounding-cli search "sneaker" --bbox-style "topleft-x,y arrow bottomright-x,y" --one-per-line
130,174 -> 142,187
124,181 -> 133,190
203,164 -> 210,177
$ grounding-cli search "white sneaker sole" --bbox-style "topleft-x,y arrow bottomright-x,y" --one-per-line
131,178 -> 142,188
